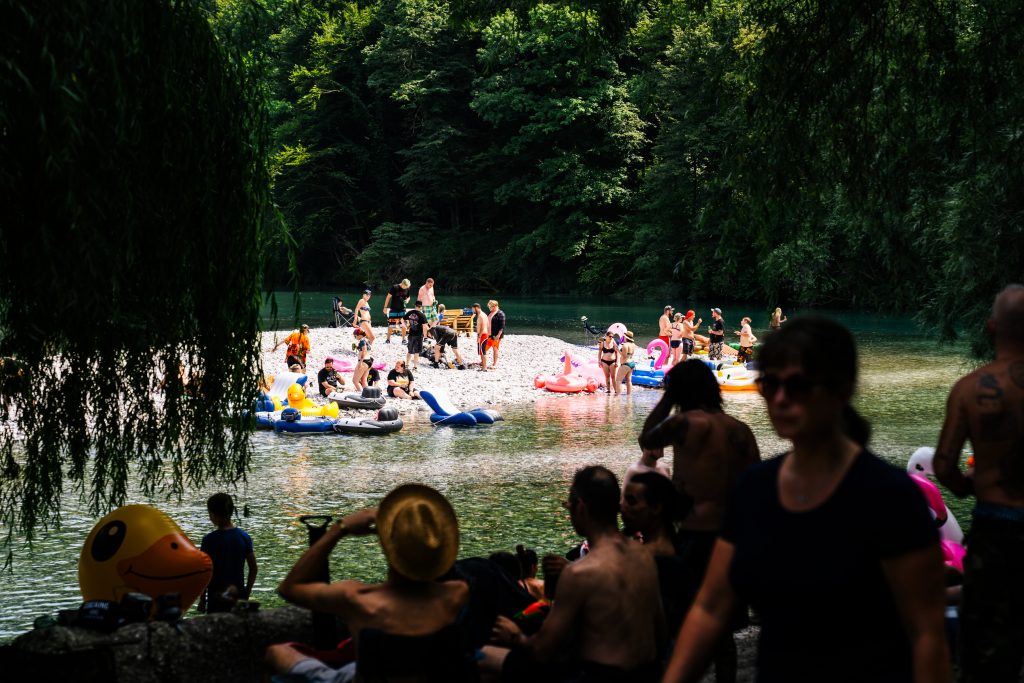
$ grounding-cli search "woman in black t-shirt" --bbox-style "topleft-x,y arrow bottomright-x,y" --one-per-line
663,317 -> 951,683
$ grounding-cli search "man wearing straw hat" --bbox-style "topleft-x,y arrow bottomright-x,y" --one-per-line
268,484 -> 471,682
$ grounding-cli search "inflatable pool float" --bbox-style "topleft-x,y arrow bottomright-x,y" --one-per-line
557,351 -> 606,388
333,407 -> 404,435
327,355 -> 387,372
906,447 -> 964,544
630,359 -> 665,388
536,351 -> 599,393
267,371 -> 308,400
607,322 -> 627,343
273,408 -> 336,434
330,386 -> 387,410
421,388 -> 501,426
282,384 -> 342,418
79,504 -> 211,614
253,411 -> 279,430
712,365 -> 758,392
646,339 -> 670,370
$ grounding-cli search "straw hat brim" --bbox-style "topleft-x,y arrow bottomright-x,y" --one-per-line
376,484 -> 459,582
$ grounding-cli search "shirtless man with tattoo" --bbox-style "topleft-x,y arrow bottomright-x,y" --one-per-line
485,466 -> 665,682
639,359 -> 760,682
935,283 -> 1024,682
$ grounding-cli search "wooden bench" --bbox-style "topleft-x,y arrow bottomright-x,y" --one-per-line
441,311 -> 476,337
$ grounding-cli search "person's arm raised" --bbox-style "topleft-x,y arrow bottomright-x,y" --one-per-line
933,382 -> 973,497
881,544 -> 952,683
639,392 -> 676,450
277,508 -> 377,615
662,540 -> 738,683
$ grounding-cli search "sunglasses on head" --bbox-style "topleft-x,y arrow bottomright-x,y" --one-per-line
756,373 -> 818,402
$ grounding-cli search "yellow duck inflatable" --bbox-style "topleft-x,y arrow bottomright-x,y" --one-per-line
286,383 -> 340,418
78,504 -> 212,614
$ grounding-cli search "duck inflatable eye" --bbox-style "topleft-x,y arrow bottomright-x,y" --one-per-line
90,520 -> 127,562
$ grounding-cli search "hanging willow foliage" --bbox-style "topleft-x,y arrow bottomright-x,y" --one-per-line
0,0 -> 272,547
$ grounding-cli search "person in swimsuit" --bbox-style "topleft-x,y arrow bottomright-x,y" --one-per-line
418,278 -> 438,328
681,311 -> 702,363
352,327 -> 373,390
670,314 -> 685,367
472,302 -> 491,371
615,330 -> 638,395
659,305 -> 674,345
734,317 -> 757,365
769,307 -> 787,329
357,289 -> 375,343
598,331 -> 619,393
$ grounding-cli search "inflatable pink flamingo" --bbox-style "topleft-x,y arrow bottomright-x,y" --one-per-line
534,350 -> 598,393
646,339 -> 670,370
906,447 -> 964,544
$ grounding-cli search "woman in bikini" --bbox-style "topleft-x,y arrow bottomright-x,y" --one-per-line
598,331 -> 619,393
670,313 -> 685,367
352,327 -> 373,390
615,330 -> 638,395
357,290 -> 375,342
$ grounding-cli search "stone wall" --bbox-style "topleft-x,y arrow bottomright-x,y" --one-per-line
0,606 -> 314,683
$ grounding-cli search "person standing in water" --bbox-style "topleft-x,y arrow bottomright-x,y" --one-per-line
598,330 -> 619,393
734,317 -> 757,365
615,330 -> 638,395
708,308 -> 725,360
659,306 -> 674,346
935,284 -> 1024,681
769,307 -> 787,329
681,311 -> 702,363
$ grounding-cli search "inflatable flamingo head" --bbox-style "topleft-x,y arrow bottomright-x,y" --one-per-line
910,474 -> 948,526
940,539 -> 966,575
907,447 -> 936,476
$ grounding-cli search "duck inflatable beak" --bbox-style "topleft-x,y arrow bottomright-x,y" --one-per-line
116,532 -> 212,609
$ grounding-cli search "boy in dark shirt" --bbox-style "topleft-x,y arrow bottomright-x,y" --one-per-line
317,357 -> 345,397
199,493 -> 258,613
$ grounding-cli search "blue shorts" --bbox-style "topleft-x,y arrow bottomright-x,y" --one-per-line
387,310 -> 406,320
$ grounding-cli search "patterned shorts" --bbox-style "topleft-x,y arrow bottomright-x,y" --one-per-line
423,304 -> 439,324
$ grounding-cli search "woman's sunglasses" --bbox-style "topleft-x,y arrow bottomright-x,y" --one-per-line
755,373 -> 818,402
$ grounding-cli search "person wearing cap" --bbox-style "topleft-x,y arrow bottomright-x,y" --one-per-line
670,313 -> 686,367
269,484 -> 472,682
273,324 -> 311,370
615,330 -> 638,395
472,302 -> 491,371
681,310 -> 702,363
708,308 -> 726,360
486,466 -> 664,681
357,289 -> 375,343
659,306 -> 674,346
417,278 -> 438,328
734,316 -> 758,365
383,279 -> 412,345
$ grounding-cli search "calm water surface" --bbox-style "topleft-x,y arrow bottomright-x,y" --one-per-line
0,295 -> 971,640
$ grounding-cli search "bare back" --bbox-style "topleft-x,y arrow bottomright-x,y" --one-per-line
647,410 -> 760,531
331,579 -> 469,646
937,360 -> 1024,506
557,536 -> 662,668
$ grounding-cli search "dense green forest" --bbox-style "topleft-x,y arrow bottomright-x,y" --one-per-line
212,0 -> 1024,342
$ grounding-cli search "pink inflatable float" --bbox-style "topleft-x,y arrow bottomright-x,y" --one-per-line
328,355 -> 387,372
535,351 -> 598,393
607,323 -> 627,343
646,339 -> 670,370
910,473 -> 966,573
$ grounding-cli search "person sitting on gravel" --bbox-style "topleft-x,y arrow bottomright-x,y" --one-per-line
429,324 -> 465,368
317,357 -> 345,397
386,361 -> 421,400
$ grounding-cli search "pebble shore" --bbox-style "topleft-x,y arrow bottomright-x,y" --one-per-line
261,326 -> 618,415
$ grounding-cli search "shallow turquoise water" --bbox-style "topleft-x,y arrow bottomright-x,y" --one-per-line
0,296 -> 970,640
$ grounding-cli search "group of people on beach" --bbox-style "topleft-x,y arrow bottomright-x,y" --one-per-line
273,277 -> 508,400
251,284 -> 1024,682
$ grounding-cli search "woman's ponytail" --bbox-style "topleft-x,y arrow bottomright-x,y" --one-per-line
843,405 -> 871,447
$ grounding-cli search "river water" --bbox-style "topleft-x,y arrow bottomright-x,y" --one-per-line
0,294 -> 972,640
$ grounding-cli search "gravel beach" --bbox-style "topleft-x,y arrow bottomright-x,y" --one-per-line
261,326 -> 619,414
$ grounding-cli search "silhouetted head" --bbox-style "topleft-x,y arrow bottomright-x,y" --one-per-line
568,465 -> 620,532
757,316 -> 869,446
991,284 -> 1024,344
664,360 -> 722,412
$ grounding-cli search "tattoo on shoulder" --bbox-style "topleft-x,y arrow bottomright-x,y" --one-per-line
978,373 -> 1004,404
1010,361 -> 1024,390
